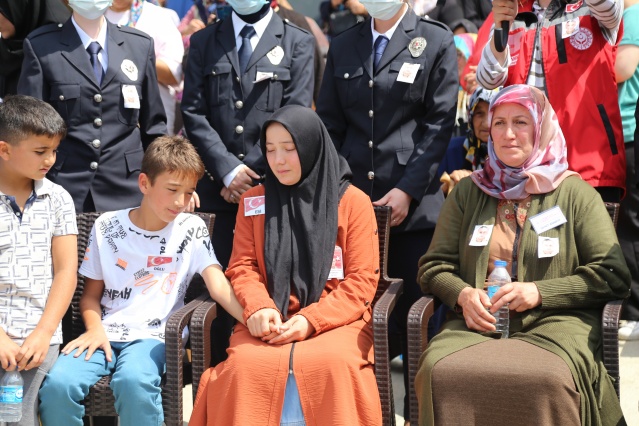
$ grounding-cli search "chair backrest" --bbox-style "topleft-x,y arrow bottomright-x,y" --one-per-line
71,212 -> 215,340
602,202 -> 623,398
373,205 -> 392,305
605,202 -> 620,229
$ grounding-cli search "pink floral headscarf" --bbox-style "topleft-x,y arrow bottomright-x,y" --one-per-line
470,85 -> 579,200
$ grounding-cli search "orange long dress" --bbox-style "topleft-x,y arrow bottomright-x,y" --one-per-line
189,184 -> 382,425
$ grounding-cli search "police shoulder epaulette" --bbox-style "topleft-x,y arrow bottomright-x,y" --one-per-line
116,24 -> 154,41
281,17 -> 311,35
420,16 -> 449,31
28,23 -> 64,39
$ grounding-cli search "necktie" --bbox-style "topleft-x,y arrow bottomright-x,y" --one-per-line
238,25 -> 256,75
87,41 -> 104,85
373,35 -> 389,73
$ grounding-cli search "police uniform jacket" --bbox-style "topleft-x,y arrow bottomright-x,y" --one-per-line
18,19 -> 167,212
317,11 -> 458,232
181,12 -> 314,213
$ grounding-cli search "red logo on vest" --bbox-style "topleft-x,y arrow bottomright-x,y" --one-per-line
566,1 -> 583,13
147,256 -> 173,267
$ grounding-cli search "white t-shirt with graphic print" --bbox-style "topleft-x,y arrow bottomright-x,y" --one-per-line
79,209 -> 219,342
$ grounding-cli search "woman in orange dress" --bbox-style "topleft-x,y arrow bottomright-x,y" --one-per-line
189,105 -> 383,425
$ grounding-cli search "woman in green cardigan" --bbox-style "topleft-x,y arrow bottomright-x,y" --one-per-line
415,84 -> 630,426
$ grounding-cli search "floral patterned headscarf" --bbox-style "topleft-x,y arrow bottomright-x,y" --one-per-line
470,85 -> 579,200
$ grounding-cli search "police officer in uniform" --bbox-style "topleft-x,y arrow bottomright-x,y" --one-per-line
18,0 -> 167,213
181,0 -> 314,363
317,0 -> 458,420
181,0 -> 313,266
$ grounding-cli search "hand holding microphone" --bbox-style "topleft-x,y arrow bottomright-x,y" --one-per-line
492,0 -> 518,52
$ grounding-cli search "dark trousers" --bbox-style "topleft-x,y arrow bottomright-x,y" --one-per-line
206,210 -> 238,365
387,229 -> 446,419
617,144 -> 639,321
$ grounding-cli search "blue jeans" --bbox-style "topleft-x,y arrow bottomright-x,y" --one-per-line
281,373 -> 305,426
39,339 -> 165,426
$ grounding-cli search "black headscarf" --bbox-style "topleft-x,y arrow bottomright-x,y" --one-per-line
259,106 -> 352,319
0,0 -> 70,97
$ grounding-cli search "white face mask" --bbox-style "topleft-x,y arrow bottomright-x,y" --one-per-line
360,0 -> 405,21
69,0 -> 114,20
226,0 -> 269,16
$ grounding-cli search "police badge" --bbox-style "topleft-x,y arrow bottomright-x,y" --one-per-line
408,37 -> 427,58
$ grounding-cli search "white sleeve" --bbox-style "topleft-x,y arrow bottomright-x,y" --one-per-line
52,187 -> 78,237
78,222 -> 104,281
191,217 -> 221,275
222,164 -> 245,188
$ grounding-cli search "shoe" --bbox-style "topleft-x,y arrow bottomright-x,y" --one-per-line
619,320 -> 639,340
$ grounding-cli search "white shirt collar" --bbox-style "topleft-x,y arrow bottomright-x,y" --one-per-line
371,4 -> 408,45
71,16 -> 108,51
0,178 -> 53,198
232,7 -> 273,43
33,178 -> 54,197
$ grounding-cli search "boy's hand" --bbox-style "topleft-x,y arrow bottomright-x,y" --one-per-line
0,332 -> 20,371
186,191 -> 200,212
265,315 -> 315,345
247,308 -> 282,338
16,329 -> 52,370
62,328 -> 112,362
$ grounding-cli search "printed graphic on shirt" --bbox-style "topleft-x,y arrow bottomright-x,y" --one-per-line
78,209 -> 219,342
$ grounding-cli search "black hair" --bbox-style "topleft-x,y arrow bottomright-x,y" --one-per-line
0,95 -> 66,145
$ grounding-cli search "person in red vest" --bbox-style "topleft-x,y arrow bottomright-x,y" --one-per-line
476,0 -> 625,202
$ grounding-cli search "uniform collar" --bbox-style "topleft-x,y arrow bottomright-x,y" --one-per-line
232,7 -> 273,41
71,15 -> 108,51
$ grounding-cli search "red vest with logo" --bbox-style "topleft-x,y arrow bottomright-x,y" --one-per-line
505,0 -> 625,192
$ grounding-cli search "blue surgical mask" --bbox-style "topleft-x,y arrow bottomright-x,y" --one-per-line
69,0 -> 113,20
226,0 -> 269,16
360,0 -> 405,21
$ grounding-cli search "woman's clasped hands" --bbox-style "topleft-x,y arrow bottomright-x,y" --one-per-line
457,282 -> 542,332
247,308 -> 315,345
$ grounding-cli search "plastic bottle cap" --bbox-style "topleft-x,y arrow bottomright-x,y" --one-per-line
494,260 -> 507,267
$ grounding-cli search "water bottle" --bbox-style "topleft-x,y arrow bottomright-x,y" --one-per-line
0,369 -> 23,423
486,260 -> 511,338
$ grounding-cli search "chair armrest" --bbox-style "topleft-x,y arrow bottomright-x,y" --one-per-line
163,293 -> 209,426
602,299 -> 624,399
372,278 -> 403,426
189,297 -> 219,401
407,295 -> 436,426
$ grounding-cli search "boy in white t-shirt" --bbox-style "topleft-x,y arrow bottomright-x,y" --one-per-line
38,136 -> 244,426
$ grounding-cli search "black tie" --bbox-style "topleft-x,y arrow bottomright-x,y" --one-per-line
373,35 -> 389,73
238,25 -> 256,74
87,41 -> 104,85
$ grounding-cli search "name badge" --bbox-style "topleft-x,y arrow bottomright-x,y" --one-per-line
529,206 -> 567,234
538,236 -> 559,258
122,85 -> 140,109
469,225 -> 493,246
254,71 -> 274,83
244,195 -> 265,216
396,63 -> 420,84
327,246 -> 344,280
562,18 -> 580,39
